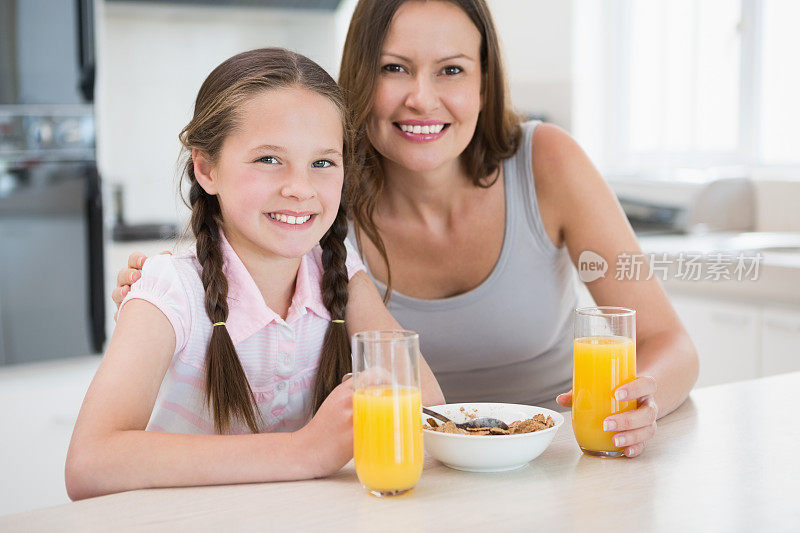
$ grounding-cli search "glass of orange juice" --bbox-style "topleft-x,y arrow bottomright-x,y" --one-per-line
352,330 -> 423,497
573,307 -> 637,457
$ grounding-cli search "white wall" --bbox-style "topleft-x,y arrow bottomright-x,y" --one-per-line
490,0 -> 573,129
96,0 -> 574,226
96,2 -> 340,226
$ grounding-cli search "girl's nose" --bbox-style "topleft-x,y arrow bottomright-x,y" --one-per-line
281,169 -> 316,201
404,75 -> 439,114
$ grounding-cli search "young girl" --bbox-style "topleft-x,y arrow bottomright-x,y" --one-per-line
65,48 -> 443,500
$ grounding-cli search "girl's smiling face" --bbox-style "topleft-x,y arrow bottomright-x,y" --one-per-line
197,86 -> 344,261
366,0 -> 483,174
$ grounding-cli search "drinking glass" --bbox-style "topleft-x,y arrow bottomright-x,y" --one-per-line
572,307 -> 637,457
352,330 -> 424,497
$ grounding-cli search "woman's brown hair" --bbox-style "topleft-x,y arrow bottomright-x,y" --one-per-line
339,0 -> 522,299
179,48 -> 353,433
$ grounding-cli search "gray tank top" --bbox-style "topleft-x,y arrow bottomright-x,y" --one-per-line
348,121 -> 577,410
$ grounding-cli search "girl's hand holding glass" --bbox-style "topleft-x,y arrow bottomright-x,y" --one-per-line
556,375 -> 658,458
296,379 -> 354,478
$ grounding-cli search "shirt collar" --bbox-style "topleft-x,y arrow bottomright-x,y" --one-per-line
215,231 -> 330,345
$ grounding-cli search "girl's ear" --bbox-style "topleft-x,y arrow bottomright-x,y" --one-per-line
192,148 -> 219,195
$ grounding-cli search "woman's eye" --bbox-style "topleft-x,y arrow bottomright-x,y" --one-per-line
442,65 -> 463,76
382,64 -> 406,74
311,159 -> 335,168
257,156 -> 279,164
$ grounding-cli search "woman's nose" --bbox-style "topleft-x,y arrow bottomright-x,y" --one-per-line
281,168 -> 316,201
404,75 -> 439,114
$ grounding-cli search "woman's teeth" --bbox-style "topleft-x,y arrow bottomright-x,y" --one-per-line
268,213 -> 312,224
399,123 -> 445,134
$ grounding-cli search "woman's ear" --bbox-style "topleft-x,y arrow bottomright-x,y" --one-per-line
192,148 -> 218,195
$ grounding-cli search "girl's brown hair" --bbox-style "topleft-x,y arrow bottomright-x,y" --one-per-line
339,0 -> 522,299
179,48 -> 352,433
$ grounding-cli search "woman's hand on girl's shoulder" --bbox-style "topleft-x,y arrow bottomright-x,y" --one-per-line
295,379 -> 354,478
112,251 -> 171,320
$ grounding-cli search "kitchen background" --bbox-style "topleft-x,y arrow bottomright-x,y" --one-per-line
1,0 -> 799,516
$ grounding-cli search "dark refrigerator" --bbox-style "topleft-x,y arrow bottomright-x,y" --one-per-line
0,0 -> 105,364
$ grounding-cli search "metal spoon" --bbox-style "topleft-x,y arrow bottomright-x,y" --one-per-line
422,406 -> 509,430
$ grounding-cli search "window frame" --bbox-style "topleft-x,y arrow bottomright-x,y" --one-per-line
593,0 -> 799,178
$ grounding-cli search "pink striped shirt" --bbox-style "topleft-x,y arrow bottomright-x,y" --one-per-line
119,231 -> 364,434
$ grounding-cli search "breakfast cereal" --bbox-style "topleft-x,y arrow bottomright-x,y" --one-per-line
424,413 -> 555,436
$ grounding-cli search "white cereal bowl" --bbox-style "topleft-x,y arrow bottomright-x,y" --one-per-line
422,403 -> 564,472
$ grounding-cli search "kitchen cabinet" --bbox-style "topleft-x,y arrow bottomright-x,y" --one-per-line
670,295 -> 760,387
760,305 -> 800,377
669,293 -> 800,386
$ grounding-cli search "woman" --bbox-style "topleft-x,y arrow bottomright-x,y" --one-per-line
114,0 -> 698,458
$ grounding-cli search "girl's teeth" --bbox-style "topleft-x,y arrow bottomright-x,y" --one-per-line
269,213 -> 311,224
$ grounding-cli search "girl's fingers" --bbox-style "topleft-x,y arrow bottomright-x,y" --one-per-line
623,442 -> 646,458
614,375 -> 657,402
604,396 -> 658,432
612,420 -> 657,449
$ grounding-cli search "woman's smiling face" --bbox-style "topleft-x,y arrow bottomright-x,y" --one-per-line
366,0 -> 483,174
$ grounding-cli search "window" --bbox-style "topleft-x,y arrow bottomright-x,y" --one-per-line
759,0 -> 800,165
573,0 -> 800,175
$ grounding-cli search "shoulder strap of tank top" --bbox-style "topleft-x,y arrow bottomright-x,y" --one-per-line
505,120 -> 559,255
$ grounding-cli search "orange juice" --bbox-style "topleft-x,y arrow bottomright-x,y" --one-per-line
572,336 -> 636,454
353,385 -> 423,493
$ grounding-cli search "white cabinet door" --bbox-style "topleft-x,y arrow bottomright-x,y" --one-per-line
760,306 -> 800,377
670,295 -> 760,387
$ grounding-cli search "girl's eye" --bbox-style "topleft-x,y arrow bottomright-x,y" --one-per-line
382,64 -> 406,74
442,65 -> 463,76
257,156 -> 279,164
311,159 -> 335,168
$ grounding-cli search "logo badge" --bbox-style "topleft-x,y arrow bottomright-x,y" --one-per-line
578,250 -> 607,283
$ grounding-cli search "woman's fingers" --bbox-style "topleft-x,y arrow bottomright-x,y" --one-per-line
623,442 -> 646,458
116,267 -> 140,288
604,396 -> 658,432
611,420 -> 657,449
128,252 -> 147,269
613,375 -> 657,403
556,390 -> 573,407
111,285 -> 130,321
111,285 -> 129,306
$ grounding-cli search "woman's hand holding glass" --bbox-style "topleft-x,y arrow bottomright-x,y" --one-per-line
557,375 -> 658,458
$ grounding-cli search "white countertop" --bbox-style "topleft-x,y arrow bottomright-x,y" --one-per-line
637,232 -> 800,305
2,372 -> 797,532
638,231 -> 800,266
